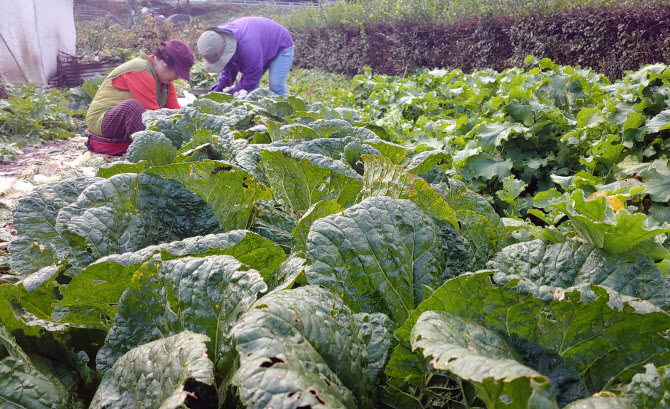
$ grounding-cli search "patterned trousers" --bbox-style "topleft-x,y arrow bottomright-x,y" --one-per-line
101,99 -> 146,142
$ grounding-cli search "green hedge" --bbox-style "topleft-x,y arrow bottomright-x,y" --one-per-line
292,3 -> 670,79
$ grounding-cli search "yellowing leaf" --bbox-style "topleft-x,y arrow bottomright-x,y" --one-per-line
587,191 -> 607,200
587,191 -> 624,213
607,197 -> 624,213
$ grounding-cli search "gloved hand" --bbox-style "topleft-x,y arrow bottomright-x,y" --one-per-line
210,75 -> 228,92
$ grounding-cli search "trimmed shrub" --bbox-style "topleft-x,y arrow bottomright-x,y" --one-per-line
292,3 -> 670,79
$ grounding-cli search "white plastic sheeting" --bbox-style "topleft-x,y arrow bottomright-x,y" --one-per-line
0,0 -> 76,85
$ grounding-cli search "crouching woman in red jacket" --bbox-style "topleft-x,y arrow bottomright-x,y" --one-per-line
84,39 -> 194,155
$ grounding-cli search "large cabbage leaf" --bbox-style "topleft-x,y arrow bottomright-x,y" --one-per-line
361,139 -> 449,175
125,130 -> 177,166
0,265 -> 71,334
410,311 -> 559,409
8,177 -> 101,276
356,311 -> 393,382
57,230 -> 282,328
267,121 -> 319,141
358,154 -> 459,229
292,199 -> 344,251
96,255 -> 266,380
97,161 -> 148,178
619,363 -> 670,408
260,147 -> 363,215
54,172 -> 221,269
387,271 -> 670,406
487,239 -> 670,310
0,322 -> 71,409
151,107 -> 235,147
230,286 -> 388,409
432,177 -> 507,269
90,331 -> 214,409
305,196 -> 449,324
250,199 -> 297,253
275,136 -> 380,173
175,129 -> 247,163
144,160 -> 271,231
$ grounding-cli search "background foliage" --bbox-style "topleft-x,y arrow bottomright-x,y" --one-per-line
291,3 -> 670,79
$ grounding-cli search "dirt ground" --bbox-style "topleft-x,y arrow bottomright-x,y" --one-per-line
0,135 -> 119,251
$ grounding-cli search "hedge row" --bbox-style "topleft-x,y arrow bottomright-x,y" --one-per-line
291,3 -> 670,79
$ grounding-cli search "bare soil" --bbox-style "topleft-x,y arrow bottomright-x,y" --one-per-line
0,135 -> 119,249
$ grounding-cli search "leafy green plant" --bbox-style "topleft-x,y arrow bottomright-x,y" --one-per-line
189,61 -> 219,91
4,61 -> 670,409
0,83 -> 81,150
69,75 -> 105,112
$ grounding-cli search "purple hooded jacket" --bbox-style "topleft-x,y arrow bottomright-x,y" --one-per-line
214,17 -> 294,94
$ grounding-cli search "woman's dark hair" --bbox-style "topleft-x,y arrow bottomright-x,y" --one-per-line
154,44 -> 174,68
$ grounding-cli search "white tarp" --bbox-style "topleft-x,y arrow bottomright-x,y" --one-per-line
0,0 -> 76,85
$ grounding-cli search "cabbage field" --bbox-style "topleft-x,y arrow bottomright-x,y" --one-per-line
3,58 -> 670,408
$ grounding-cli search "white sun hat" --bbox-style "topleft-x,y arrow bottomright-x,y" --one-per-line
198,27 -> 237,74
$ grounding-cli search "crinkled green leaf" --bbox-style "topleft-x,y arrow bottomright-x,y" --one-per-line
287,136 -> 370,160
0,284 -> 29,332
404,150 -> 449,175
90,331 -> 214,409
17,264 -> 64,320
9,177 -> 101,276
0,280 -> 71,335
487,239 -> 670,310
646,108 -> 670,134
394,271 -> 670,394
261,148 -> 362,215
230,286 -> 384,408
641,161 -> 670,203
176,129 -> 248,163
265,136 -> 379,175
308,118 -> 355,138
0,322 -> 71,409
234,144 -> 268,185
54,173 -> 221,269
268,252 -> 308,290
96,255 -> 266,379
250,199 -> 297,253
363,139 -> 409,163
125,130 -> 178,166
97,161 -> 149,178
145,160 -> 271,231
268,122 -> 319,141
411,311 -> 559,409
359,155 -> 459,229
383,340 -> 469,409
256,97 -> 295,118
620,363 -> 670,408
355,312 -> 393,382
58,230 -> 281,328
152,108 -> 233,147
472,121 -> 526,149
305,196 -> 448,324
576,107 -> 606,129
504,104 -> 535,126
432,178 -> 506,269
463,153 -> 514,181
436,218 -> 475,280
292,200 -> 344,252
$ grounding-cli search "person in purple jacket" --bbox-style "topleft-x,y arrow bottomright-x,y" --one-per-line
197,17 -> 294,95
